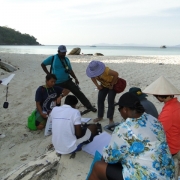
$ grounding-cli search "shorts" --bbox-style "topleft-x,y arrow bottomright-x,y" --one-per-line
35,111 -> 46,126
106,163 -> 123,180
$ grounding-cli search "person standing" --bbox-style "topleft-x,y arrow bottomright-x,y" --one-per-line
86,60 -> 118,124
41,45 -> 97,112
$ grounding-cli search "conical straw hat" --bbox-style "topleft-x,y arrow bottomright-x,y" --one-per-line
143,76 -> 180,95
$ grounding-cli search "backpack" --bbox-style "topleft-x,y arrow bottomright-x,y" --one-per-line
27,110 -> 37,130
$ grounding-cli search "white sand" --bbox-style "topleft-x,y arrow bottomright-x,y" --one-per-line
0,53 -> 180,179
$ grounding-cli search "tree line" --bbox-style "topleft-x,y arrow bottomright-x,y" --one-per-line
0,26 -> 41,45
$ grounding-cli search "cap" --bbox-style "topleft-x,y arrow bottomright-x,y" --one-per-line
129,87 -> 147,100
58,45 -> 67,53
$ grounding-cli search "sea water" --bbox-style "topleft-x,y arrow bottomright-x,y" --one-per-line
0,45 -> 180,56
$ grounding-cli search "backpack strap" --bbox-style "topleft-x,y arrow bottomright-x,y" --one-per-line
50,56 -> 54,74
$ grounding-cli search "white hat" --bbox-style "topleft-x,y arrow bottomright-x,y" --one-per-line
143,76 -> 180,95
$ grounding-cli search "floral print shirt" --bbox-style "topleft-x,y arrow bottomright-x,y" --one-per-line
103,113 -> 175,180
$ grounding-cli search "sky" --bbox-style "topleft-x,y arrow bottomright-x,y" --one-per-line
0,0 -> 180,46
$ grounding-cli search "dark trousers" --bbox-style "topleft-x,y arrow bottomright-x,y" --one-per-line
98,87 -> 116,119
106,163 -> 123,180
56,79 -> 92,109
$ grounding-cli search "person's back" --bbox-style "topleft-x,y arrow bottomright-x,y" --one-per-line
129,87 -> 158,118
140,98 -> 158,118
51,104 -> 81,154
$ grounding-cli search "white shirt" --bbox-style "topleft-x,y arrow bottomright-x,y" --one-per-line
51,105 -> 81,154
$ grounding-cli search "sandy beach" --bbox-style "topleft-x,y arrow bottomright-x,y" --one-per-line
0,53 -> 180,179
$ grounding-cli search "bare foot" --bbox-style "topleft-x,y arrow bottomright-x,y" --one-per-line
109,119 -> 114,125
93,117 -> 103,122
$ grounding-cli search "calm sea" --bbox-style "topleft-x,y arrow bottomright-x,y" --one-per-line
0,45 -> 180,56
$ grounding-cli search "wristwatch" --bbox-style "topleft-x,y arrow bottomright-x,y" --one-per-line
60,93 -> 64,97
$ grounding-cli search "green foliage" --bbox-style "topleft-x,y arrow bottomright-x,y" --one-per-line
0,26 -> 41,45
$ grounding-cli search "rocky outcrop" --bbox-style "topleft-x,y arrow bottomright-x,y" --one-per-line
68,48 -> 81,55
0,61 -> 17,72
160,45 -> 166,48
94,53 -> 104,56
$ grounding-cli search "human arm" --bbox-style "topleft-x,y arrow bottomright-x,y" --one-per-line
103,126 -> 128,163
41,56 -> 54,75
41,63 -> 50,75
158,108 -> 172,131
91,77 -> 103,90
108,69 -> 119,89
36,102 -> 48,119
69,69 -> 79,85
75,124 -> 82,138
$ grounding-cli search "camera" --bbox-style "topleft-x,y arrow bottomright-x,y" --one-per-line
3,101 -> 9,109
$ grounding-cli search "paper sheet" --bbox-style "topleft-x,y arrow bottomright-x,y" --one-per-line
81,118 -> 91,123
82,132 -> 111,156
1,74 -> 15,85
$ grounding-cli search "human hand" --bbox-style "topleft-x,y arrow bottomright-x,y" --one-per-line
56,97 -> 62,105
75,78 -> 79,85
109,85 -> 113,89
97,85 -> 103,90
41,113 -> 48,119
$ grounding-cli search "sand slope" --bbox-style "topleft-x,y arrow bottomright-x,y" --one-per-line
0,53 -> 180,179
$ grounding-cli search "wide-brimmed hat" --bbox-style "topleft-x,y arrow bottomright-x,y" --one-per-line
129,87 -> 147,100
86,60 -> 105,78
115,92 -> 140,107
143,76 -> 180,95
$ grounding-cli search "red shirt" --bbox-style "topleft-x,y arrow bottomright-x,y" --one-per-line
158,98 -> 180,154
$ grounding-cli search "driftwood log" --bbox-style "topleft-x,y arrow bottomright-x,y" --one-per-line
2,150 -> 62,180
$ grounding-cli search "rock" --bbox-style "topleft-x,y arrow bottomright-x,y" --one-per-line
68,48 -> 81,55
9,143 -> 15,149
160,45 -> 166,48
94,53 -> 104,56
0,61 -> 17,72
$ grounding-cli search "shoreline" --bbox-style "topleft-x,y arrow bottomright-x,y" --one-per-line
0,53 -> 180,179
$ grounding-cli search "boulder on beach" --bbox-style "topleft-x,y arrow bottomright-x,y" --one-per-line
0,61 -> 17,72
94,53 -> 104,56
68,48 -> 81,55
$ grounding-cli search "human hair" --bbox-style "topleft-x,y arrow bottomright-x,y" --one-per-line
128,101 -> 145,114
154,95 -> 174,99
64,95 -> 78,106
46,74 -> 57,81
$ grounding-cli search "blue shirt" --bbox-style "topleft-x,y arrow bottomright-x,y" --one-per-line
42,54 -> 72,84
103,113 -> 175,180
35,86 -> 63,113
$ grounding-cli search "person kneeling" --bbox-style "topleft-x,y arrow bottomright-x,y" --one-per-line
51,95 -> 98,155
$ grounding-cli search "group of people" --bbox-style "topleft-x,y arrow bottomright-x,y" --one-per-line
34,45 -> 180,180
